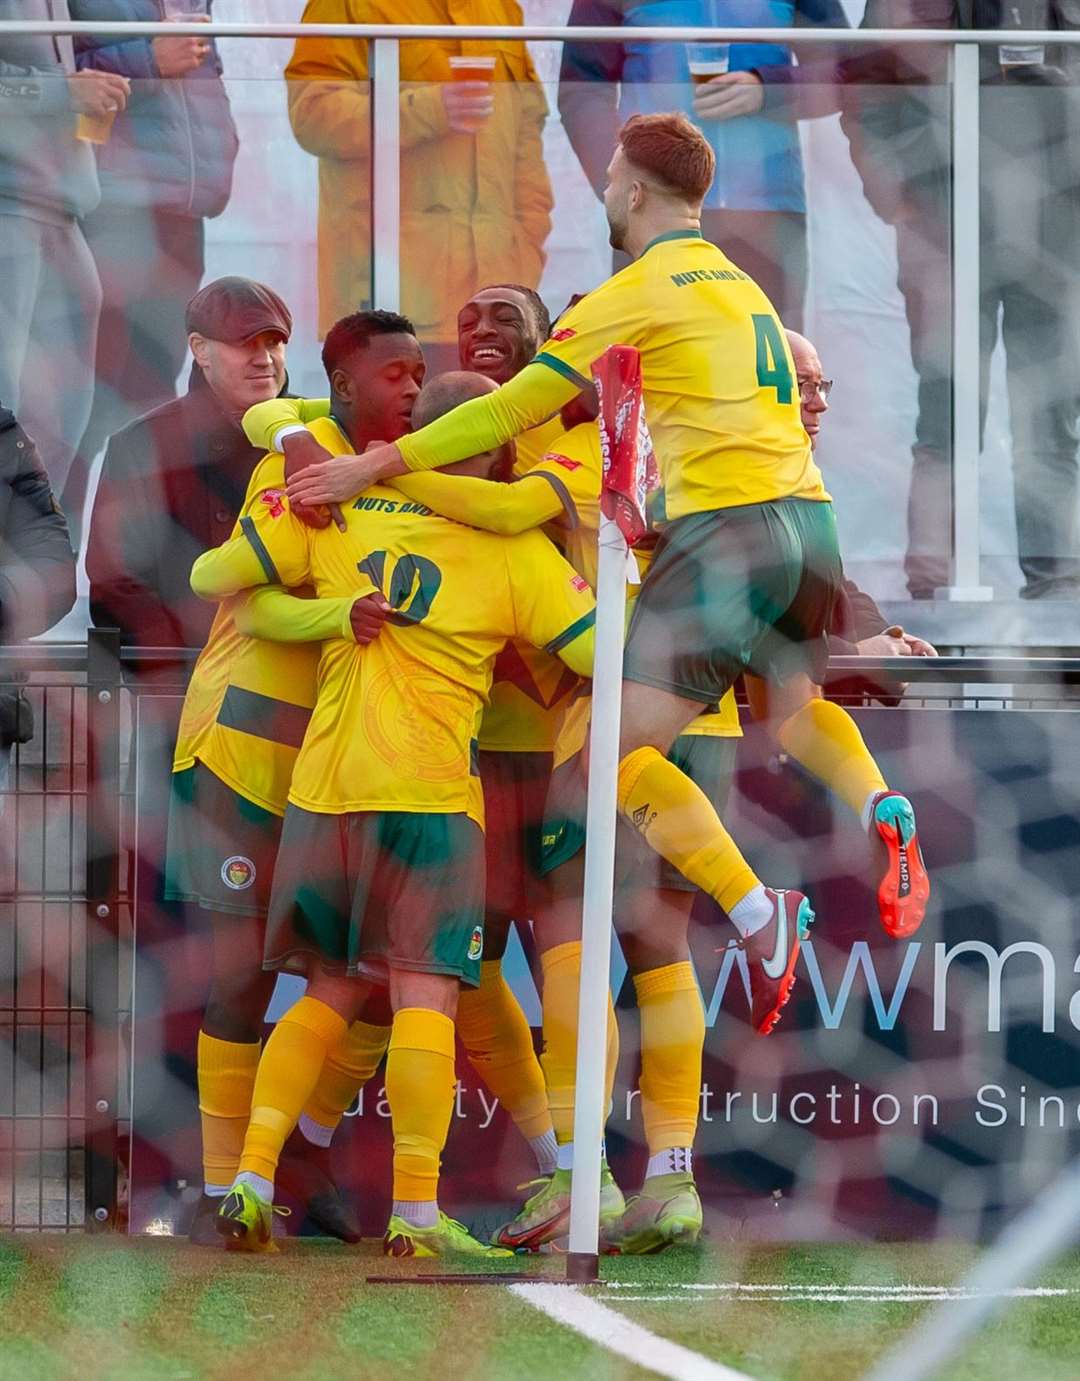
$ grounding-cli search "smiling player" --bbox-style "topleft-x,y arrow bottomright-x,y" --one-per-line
272,113 -> 930,959
191,362 -> 601,1257
167,310 -> 426,1244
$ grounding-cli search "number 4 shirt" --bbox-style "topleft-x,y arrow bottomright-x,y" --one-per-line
392,229 -> 830,524
190,417 -> 596,828
534,229 -> 829,522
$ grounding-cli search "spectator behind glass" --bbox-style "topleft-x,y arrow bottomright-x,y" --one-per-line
0,401 -> 77,801
558,0 -> 851,331
86,277 -> 292,649
67,0 -> 239,549
782,329 -> 936,696
840,0 -> 1080,600
0,0 -> 128,500
285,0 -> 553,374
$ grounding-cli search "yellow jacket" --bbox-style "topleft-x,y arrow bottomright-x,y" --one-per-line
286,0 -> 554,343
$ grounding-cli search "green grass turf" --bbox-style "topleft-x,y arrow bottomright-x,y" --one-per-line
1,1234 -> 1079,1381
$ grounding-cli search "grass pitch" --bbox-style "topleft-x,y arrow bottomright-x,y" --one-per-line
1,1234 -> 1079,1380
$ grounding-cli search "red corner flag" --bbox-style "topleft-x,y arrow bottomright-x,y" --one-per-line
591,345 -> 658,546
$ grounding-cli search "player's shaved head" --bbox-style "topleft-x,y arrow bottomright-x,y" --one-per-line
412,371 -> 497,429
412,372 -> 511,481
618,112 -> 715,204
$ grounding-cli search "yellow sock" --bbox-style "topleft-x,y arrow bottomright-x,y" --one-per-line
237,996 -> 347,1185
386,1007 -> 456,1203
776,698 -> 888,816
617,747 -> 760,913
457,960 -> 552,1141
540,941 -> 618,1145
301,1019 -> 391,1141
198,1032 -> 261,1193
633,963 -> 704,1157
606,988 -> 619,1119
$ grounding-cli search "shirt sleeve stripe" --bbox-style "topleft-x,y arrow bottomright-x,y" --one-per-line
217,684 -> 312,750
534,352 -> 591,391
545,607 -> 596,655
240,515 -> 281,585
533,470 -> 579,530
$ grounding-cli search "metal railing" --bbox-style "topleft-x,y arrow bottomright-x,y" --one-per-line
1,634 -> 196,1230
3,632 -> 1079,1228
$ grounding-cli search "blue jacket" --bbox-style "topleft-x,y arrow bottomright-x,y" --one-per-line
72,0 -> 238,219
559,0 -> 850,213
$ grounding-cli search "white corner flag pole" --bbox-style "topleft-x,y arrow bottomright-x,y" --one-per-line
565,509 -> 631,1283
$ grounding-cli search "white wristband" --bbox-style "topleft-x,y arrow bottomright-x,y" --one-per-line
273,424 -> 308,453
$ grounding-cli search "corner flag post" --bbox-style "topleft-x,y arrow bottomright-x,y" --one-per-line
566,346 -> 657,1283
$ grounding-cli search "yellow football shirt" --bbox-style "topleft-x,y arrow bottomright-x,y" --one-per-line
396,232 -> 828,524
191,419 -> 597,826
476,411 -> 578,754
174,456 -> 353,815
237,394 -> 573,757
512,413 -> 565,479
535,232 -> 827,521
395,419 -> 742,746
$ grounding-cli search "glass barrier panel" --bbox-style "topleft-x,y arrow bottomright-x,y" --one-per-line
978,70 -> 1080,603
1,18 -> 1080,1367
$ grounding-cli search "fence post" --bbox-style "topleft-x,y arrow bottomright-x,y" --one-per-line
944,41 -> 992,601
85,628 -> 122,1230
372,38 -> 401,312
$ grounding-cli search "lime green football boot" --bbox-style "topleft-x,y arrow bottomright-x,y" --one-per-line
215,1181 -> 289,1253
600,1158 -> 627,1233
491,1159 -> 626,1252
383,1211 -> 515,1258
490,1172 -> 569,1251
610,1173 -> 703,1254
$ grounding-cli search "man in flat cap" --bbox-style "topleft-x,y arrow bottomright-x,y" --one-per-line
84,277 -> 305,1242
87,276 -> 293,648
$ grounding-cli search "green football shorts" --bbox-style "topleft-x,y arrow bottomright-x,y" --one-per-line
623,497 -> 842,703
163,763 -> 282,919
478,749 -> 552,926
263,805 -> 485,987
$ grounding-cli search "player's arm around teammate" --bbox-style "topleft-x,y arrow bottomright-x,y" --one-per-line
213,353 -> 599,1258
240,290 -> 581,1190
284,120 -> 928,1036
183,313 -> 429,1246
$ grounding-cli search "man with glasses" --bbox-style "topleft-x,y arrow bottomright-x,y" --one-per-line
283,113 -> 932,968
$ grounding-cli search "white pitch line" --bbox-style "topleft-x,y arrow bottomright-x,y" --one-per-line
510,1283 -> 753,1381
596,1286 -> 1075,1306
603,1282 -> 1073,1298
593,1294 -> 992,1305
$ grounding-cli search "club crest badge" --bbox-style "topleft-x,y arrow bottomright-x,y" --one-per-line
467,926 -> 484,961
261,488 -> 286,518
221,855 -> 256,890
